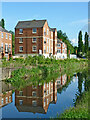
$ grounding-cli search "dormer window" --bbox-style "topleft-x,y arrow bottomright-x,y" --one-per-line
19,29 -> 23,34
32,28 -> 37,33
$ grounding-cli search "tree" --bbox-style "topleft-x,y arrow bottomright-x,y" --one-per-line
84,32 -> 88,54
1,19 -> 5,28
74,46 -> 78,54
78,31 -> 83,57
57,30 -> 74,56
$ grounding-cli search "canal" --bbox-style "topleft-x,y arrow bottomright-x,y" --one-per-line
1,68 -> 88,119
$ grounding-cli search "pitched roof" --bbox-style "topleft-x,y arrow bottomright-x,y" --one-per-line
0,26 -> 10,33
57,38 -> 63,43
49,28 -> 56,32
15,19 -> 47,29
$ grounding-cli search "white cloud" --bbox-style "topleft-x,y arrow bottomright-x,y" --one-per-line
71,38 -> 78,44
70,19 -> 88,25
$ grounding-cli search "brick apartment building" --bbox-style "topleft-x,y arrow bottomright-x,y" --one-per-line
15,81 -> 57,114
57,39 -> 67,59
0,26 -> 12,59
15,19 -> 57,58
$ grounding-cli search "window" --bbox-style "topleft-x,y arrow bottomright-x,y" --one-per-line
19,46 -> 23,52
19,38 -> 23,43
9,96 -> 11,102
9,35 -> 11,40
5,44 -> 8,52
9,44 -> 11,51
44,28 -> 46,36
6,34 -> 8,39
47,98 -> 48,105
1,98 -> 3,104
19,100 -> 23,105
44,83 -> 45,89
57,44 -> 61,47
44,38 -> 46,44
6,97 -> 8,103
44,50 -> 46,54
32,38 -> 37,43
63,43 -> 64,48
51,96 -> 53,101
32,46 -> 37,52
47,38 -> 48,43
63,49 -> 64,53
47,90 -> 48,95
32,100 -> 37,106
1,33 -> 3,38
32,91 -> 36,97
47,83 -> 48,87
32,28 -> 37,33
44,98 -> 46,107
19,91 -> 23,96
47,46 -> 48,52
19,29 -> 23,34
57,49 -> 61,53
47,29 -> 48,35
1,43 -> 3,51
32,85 -> 37,89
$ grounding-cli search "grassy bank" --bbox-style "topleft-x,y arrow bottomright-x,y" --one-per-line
5,56 -> 88,90
59,90 -> 89,119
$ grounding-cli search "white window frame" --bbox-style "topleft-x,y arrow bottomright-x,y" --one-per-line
5,43 -> 8,52
32,100 -> 37,106
6,97 -> 8,103
47,29 -> 48,35
2,98 -> 3,105
44,98 -> 45,107
19,46 -> 23,52
57,49 -> 61,53
32,91 -> 37,97
32,46 -> 37,52
9,35 -> 11,40
19,100 -> 23,105
19,38 -> 23,43
9,96 -> 11,102
1,33 -> 3,38
32,28 -> 37,33
63,43 -> 64,48
9,44 -> 11,51
19,29 -> 23,34
32,37 -> 37,43
6,34 -> 8,39
63,49 -> 64,53
19,91 -> 23,96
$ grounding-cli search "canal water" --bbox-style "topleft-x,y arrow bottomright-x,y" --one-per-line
1,69 -> 88,119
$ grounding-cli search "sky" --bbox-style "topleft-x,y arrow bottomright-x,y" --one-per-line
1,2 -> 88,46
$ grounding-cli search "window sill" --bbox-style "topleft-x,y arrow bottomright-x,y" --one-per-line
19,51 -> 23,52
32,32 -> 37,34
19,33 -> 23,34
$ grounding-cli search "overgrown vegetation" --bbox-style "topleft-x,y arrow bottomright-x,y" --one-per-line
5,56 -> 88,90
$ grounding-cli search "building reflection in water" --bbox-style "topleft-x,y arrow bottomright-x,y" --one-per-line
15,80 -> 57,114
15,74 -> 68,114
0,81 -> 13,108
